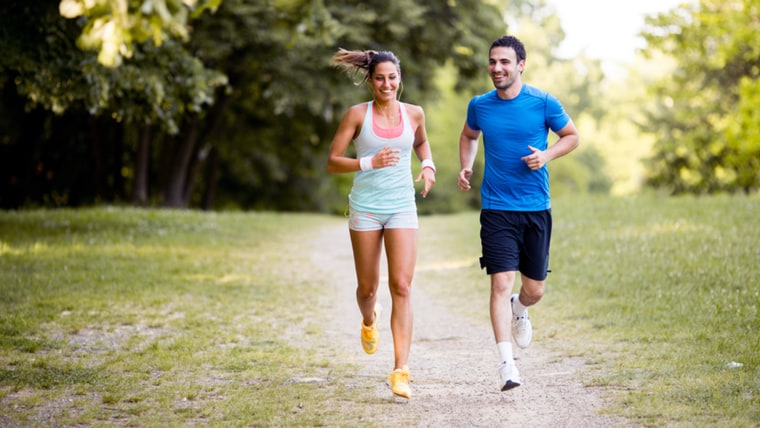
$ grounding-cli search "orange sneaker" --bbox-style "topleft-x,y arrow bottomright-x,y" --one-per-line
387,365 -> 412,399
361,304 -> 381,354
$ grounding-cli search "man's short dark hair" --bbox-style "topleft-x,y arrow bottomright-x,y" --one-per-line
490,36 -> 526,63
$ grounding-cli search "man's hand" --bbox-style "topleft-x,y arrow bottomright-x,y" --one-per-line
458,168 -> 473,191
521,146 -> 548,170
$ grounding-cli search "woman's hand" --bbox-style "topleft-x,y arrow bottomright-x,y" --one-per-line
372,146 -> 401,169
416,168 -> 436,198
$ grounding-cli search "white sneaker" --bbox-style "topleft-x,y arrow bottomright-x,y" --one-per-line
498,362 -> 521,391
511,298 -> 532,349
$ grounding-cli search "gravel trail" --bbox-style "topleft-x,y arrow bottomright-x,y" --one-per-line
311,221 -> 635,427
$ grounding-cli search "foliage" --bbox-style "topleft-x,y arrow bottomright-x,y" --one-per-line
642,0 -> 760,194
0,1 -> 226,132
58,0 -> 222,67
13,0 -> 754,209
0,0 -> 616,211
172,0 -> 509,211
419,0 -> 613,214
727,76 -> 760,191
0,0 -> 229,208
0,0 -> 507,210
506,0 -> 607,120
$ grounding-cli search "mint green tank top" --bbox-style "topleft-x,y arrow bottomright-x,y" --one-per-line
349,101 -> 416,214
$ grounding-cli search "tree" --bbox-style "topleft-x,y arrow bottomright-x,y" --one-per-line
0,0 -> 507,210
59,0 -> 222,68
641,0 -> 760,194
0,0 -> 228,208
174,0 -> 509,211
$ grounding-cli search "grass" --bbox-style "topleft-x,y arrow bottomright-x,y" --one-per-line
415,193 -> 759,427
1,194 -> 758,426
0,208 -> 369,426
547,194 -> 760,427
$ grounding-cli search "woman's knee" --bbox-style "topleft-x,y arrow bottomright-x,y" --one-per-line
356,279 -> 379,300
389,278 -> 412,298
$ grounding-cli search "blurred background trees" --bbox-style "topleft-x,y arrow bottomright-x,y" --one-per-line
642,0 -> 760,194
0,0 -> 757,211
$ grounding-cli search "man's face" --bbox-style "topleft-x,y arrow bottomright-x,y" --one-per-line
488,46 -> 523,91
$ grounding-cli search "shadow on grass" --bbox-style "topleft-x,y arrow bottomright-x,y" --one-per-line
0,363 -> 99,390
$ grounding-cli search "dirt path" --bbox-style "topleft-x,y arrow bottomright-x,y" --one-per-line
312,221 -> 635,427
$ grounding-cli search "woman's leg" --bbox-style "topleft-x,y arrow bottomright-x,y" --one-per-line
349,229 -> 384,327
383,228 -> 417,369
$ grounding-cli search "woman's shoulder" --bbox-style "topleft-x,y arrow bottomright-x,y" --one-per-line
344,102 -> 370,121
348,101 -> 371,113
401,102 -> 425,121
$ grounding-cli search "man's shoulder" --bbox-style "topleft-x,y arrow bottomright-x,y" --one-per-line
521,84 -> 550,99
519,84 -> 565,110
470,90 -> 497,104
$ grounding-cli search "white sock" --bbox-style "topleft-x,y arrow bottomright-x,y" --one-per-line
497,342 -> 513,365
511,293 -> 528,316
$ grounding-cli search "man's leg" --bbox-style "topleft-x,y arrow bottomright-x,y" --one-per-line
515,274 -> 545,309
511,275 -> 544,349
491,271 -> 522,390
490,271 -> 517,343
512,209 -> 551,348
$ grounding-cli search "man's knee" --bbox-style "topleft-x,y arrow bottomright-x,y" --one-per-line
491,271 -> 517,295
519,277 -> 545,305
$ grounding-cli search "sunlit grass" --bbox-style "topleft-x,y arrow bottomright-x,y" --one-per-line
0,208 -> 367,426
552,194 -> 759,427
416,193 -> 759,427
1,195 -> 758,426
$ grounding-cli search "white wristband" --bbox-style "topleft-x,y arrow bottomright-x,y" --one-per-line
359,156 -> 374,171
421,159 -> 436,173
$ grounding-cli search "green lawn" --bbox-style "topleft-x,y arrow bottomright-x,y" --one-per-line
549,194 -> 760,427
0,209 -> 365,426
1,195 -> 758,426
417,194 -> 759,427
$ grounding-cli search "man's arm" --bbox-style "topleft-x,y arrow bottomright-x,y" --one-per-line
458,122 -> 481,191
521,120 -> 580,171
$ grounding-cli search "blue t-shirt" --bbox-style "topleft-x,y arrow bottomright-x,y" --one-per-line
466,84 -> 570,211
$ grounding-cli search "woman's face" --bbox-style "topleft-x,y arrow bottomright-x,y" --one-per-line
369,61 -> 400,102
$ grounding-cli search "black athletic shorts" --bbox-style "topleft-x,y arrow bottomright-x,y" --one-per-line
479,209 -> 552,280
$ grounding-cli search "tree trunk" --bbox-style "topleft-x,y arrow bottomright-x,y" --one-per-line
193,89 -> 229,210
161,88 -> 230,209
201,146 -> 219,210
90,117 -> 105,201
163,117 -> 198,208
132,124 -> 151,206
184,143 -> 210,206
